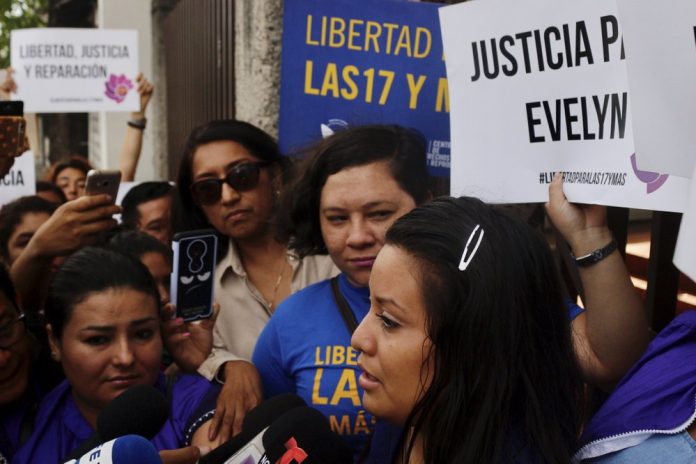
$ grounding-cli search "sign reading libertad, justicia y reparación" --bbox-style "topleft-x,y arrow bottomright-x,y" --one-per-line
11,28 -> 139,113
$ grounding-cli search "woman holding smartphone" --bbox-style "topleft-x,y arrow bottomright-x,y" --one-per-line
175,120 -> 336,442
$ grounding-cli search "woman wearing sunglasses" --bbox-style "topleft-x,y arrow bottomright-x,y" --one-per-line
176,120 -> 336,442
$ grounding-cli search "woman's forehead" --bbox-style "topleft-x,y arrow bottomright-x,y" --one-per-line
66,288 -> 158,327
191,140 -> 259,174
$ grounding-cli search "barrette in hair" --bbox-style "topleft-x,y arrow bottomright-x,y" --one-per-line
458,225 -> 484,271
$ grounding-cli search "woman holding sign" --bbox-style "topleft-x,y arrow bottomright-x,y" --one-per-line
253,130 -> 649,460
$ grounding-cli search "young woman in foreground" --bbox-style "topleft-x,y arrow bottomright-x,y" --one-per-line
352,196 -> 584,463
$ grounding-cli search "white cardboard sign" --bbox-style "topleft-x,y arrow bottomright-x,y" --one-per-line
0,151 -> 36,206
617,0 -> 696,178
440,0 -> 690,212
10,28 -> 138,113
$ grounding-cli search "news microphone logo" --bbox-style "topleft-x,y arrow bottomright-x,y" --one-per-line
278,437 -> 308,464
62,435 -> 160,464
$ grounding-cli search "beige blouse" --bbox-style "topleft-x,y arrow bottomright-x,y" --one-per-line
197,240 -> 338,380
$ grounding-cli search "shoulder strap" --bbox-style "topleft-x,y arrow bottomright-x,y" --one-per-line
330,276 -> 359,335
165,374 -> 177,412
18,401 -> 38,447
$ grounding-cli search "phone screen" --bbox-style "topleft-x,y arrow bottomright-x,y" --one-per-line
0,101 -> 23,117
171,230 -> 218,322
85,170 -> 121,201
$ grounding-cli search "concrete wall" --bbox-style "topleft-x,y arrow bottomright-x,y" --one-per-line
91,0 -> 156,180
234,0 -> 283,137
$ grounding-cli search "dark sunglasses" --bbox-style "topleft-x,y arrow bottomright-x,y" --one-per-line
190,161 -> 269,205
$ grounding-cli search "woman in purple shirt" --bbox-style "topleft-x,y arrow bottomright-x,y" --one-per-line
12,247 -> 220,464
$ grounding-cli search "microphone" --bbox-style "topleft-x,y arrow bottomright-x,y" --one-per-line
63,434 -> 162,464
62,385 -> 169,462
263,407 -> 352,464
199,393 -> 306,464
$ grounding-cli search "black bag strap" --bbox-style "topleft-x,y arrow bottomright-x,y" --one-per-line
18,400 -> 38,448
330,276 -> 359,335
165,373 -> 177,412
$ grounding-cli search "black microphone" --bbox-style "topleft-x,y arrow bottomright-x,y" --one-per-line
262,407 -> 352,464
199,393 -> 306,464
62,384 -> 169,462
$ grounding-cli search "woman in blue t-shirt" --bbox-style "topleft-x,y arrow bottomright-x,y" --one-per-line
12,247 -> 220,464
253,124 -> 430,459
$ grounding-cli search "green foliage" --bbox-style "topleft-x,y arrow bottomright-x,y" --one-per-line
0,0 -> 48,69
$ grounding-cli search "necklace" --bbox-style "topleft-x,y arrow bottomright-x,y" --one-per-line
268,255 -> 288,312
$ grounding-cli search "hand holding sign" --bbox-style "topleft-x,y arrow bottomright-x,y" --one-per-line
546,172 -> 611,256
133,72 -> 154,117
0,68 -> 17,99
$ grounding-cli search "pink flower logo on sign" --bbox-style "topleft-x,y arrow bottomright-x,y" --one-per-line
104,74 -> 133,103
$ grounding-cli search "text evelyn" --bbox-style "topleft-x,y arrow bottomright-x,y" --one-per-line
525,92 -> 627,143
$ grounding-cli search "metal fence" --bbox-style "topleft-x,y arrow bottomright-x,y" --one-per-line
163,0 -> 236,180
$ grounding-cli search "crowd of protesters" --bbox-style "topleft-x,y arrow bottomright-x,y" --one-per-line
0,65 -> 694,464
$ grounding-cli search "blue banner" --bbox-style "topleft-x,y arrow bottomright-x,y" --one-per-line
279,0 -> 450,177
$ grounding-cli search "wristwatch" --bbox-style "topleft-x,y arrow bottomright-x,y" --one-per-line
571,239 -> 618,267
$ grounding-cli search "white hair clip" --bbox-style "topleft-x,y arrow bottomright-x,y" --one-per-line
458,225 -> 484,271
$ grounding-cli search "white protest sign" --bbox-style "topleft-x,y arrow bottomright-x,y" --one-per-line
11,28 -> 138,113
617,0 -> 696,178
0,151 -> 36,205
440,0 -> 690,212
674,165 -> 696,283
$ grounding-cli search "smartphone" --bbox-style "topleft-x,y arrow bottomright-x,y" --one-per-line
85,169 -> 121,201
171,230 -> 218,322
0,101 -> 26,158
0,101 -> 23,117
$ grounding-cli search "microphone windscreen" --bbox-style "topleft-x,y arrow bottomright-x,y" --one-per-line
63,385 -> 169,462
263,407 -> 352,464
98,384 -> 169,440
74,435 -> 162,464
242,393 -> 307,433
199,393 -> 306,464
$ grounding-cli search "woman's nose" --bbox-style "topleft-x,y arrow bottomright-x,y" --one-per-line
346,220 -> 375,249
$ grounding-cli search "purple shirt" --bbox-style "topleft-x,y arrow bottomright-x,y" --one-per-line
575,310 -> 696,461
12,373 -> 218,464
